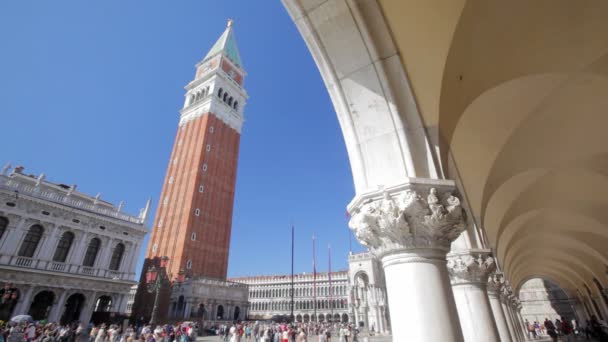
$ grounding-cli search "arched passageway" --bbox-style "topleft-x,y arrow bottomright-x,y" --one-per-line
90,295 -> 113,324
282,1 -> 608,341
233,306 -> 240,321
60,293 -> 85,325
216,304 -> 224,320
28,290 -> 55,321
519,278 -> 577,323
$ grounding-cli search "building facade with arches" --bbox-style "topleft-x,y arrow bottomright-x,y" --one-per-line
0,165 -> 148,324
167,276 -> 248,324
230,252 -> 389,334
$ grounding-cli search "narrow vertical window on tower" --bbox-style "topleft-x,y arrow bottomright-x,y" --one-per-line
194,208 -> 200,216
199,185 -> 204,193
210,126 -> 215,133
191,233 -> 197,241
202,164 -> 208,172
186,260 -> 192,269
206,144 -> 211,152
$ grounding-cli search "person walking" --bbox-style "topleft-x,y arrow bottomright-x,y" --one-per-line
544,318 -> 557,342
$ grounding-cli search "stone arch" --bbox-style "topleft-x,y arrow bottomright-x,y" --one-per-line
60,293 -> 85,325
28,290 -> 55,321
216,304 -> 224,320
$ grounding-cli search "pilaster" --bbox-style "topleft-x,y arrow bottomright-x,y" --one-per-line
348,180 -> 466,342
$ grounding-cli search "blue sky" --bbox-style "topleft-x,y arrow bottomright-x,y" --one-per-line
0,1 -> 365,277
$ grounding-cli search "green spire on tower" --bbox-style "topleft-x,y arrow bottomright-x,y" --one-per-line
203,19 -> 242,68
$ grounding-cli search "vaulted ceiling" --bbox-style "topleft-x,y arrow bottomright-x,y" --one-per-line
377,0 -> 608,294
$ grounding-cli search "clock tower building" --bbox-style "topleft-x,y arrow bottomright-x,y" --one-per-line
132,20 -> 247,322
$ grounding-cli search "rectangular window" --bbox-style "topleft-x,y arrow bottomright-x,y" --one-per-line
195,208 -> 200,216
199,185 -> 204,193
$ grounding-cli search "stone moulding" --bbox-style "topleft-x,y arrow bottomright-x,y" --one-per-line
347,179 -> 466,256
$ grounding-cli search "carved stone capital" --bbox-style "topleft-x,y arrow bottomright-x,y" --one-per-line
347,180 -> 466,257
500,282 -> 514,303
487,272 -> 505,295
447,250 -> 496,285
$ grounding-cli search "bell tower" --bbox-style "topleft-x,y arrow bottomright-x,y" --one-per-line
132,19 -> 247,323
148,19 -> 247,280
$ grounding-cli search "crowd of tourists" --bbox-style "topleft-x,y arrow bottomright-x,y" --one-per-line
525,315 -> 608,341
0,320 -> 198,342
211,321 -> 359,342
0,319 -> 365,342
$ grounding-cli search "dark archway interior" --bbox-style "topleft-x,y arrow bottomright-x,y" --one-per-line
28,291 -> 54,321
61,293 -> 85,325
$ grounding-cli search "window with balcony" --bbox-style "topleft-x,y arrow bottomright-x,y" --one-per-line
109,243 -> 125,271
0,216 -> 7,241
18,224 -> 44,258
52,231 -> 74,263
82,237 -> 101,267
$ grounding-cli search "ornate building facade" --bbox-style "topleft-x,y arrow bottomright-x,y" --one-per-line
132,20 -> 248,323
0,165 -> 148,324
168,277 -> 248,322
230,252 -> 390,334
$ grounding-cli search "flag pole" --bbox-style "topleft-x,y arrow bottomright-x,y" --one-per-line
329,243 -> 333,320
313,234 -> 317,322
290,225 -> 295,322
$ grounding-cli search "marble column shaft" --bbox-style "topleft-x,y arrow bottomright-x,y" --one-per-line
349,183 -> 467,342
447,250 -> 500,342
487,273 -> 513,342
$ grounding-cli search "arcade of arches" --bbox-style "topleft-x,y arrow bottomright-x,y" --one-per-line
282,1 -> 608,341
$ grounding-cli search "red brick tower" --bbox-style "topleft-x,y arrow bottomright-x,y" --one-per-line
132,20 -> 246,322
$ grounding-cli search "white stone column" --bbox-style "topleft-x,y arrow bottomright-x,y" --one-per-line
500,286 -> 518,342
49,290 -> 68,322
97,237 -> 114,269
79,291 -> 97,323
447,250 -> 500,342
508,298 -> 525,342
38,223 -> 59,261
487,273 -> 513,342
14,286 -> 35,315
0,217 -> 27,261
348,183 -> 467,342
69,231 -> 90,266
128,242 -> 141,276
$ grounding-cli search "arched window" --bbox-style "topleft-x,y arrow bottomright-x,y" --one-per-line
228,97 -> 233,106
223,93 -> 228,102
18,225 -> 44,258
234,101 -> 238,110
82,237 -> 101,267
218,88 -> 223,97
53,231 -> 74,262
109,243 -> 125,271
0,216 -> 7,240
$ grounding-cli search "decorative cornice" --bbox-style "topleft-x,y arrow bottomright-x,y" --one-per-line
179,98 -> 244,133
447,250 -> 495,285
347,181 -> 466,257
